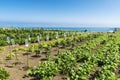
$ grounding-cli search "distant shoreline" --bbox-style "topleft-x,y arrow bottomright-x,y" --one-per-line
0,22 -> 116,32
0,26 -> 115,32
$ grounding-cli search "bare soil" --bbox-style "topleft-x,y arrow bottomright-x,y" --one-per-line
0,40 -> 87,80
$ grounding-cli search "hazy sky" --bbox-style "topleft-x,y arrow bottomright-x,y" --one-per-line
0,0 -> 120,27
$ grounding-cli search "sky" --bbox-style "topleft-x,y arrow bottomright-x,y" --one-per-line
0,0 -> 120,27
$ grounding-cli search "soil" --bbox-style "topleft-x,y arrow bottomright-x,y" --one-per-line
0,39 -> 88,80
88,67 -> 101,80
115,67 -> 120,78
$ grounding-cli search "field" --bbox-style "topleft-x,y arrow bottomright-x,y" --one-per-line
0,28 -> 120,80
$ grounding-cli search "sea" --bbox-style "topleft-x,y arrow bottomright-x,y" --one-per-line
0,22 -> 115,32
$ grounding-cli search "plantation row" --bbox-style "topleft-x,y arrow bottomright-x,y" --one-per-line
0,28 -> 81,46
68,34 -> 120,80
25,33 -> 99,58
6,32 -> 98,62
0,32 -> 99,80
27,33 -> 120,80
27,33 -> 109,80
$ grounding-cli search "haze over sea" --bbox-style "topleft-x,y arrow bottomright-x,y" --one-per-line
0,22 -> 114,32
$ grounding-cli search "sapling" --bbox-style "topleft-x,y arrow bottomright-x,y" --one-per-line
35,44 -> 42,57
45,33 -> 51,59
28,34 -> 31,45
46,33 -> 49,42
64,32 -> 67,40
28,35 -> 31,41
25,39 -> 30,69
35,35 -> 41,57
56,32 -> 59,53
61,40 -> 66,48
39,34 -> 42,41
46,45 -> 51,59
11,39 -> 18,62
37,35 -> 40,44
6,53 -> 15,60
71,33 -> 76,48
7,36 -> 11,53
13,48 -> 19,62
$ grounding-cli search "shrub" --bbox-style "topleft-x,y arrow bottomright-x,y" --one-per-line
28,45 -> 35,53
0,41 -> 7,46
0,47 -> 5,51
27,61 -> 58,80
6,53 -> 15,60
19,47 -> 27,51
0,67 -> 10,80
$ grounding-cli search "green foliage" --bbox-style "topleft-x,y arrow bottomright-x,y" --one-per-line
35,49 -> 41,57
15,32 -> 120,80
0,67 -> 10,80
0,47 -> 5,51
19,47 -> 27,51
0,28 -> 76,46
6,53 -> 15,59
27,61 -> 58,80
28,45 -> 35,53
60,40 -> 66,48
27,33 -> 104,80
45,45 -> 51,59
12,48 -> 19,52
0,41 -> 7,46
35,45 -> 42,57
55,51 -> 76,74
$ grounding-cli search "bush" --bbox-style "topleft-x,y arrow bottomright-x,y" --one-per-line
6,53 -> 15,60
27,61 -> 58,80
0,67 -> 10,80
28,45 -> 35,53
19,47 -> 27,51
35,45 -> 43,57
0,47 -> 5,51
12,48 -> 19,52
0,41 -> 7,46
